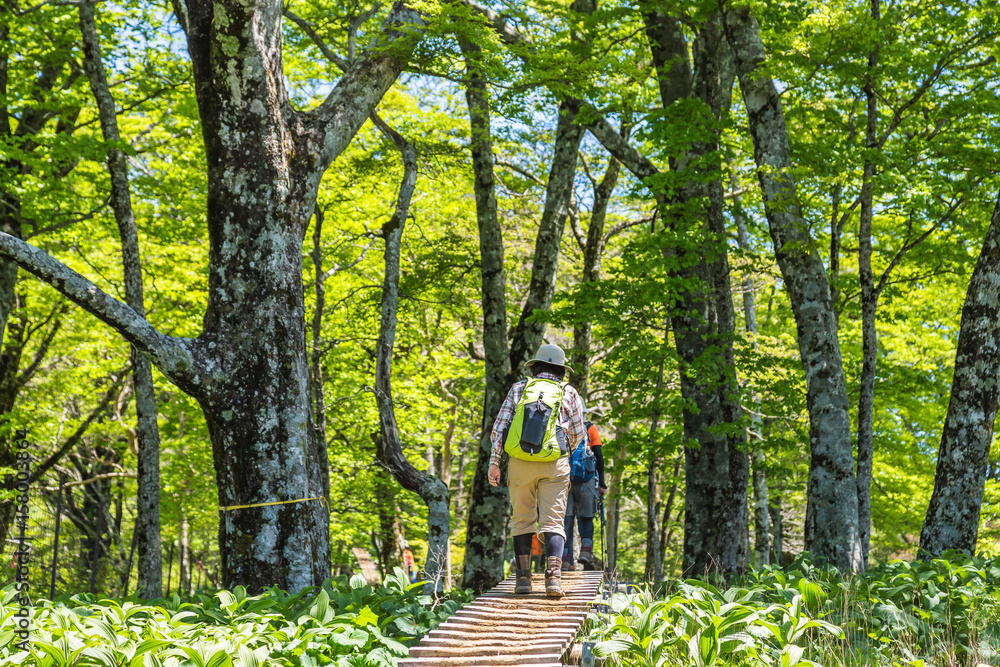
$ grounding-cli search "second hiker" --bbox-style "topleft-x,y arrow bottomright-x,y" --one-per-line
563,410 -> 607,570
488,343 -> 586,597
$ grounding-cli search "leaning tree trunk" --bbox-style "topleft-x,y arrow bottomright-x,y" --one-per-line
724,5 -> 860,572
919,194 -> 1000,557
507,102 -> 584,373
570,146 -> 622,398
80,0 -> 164,597
370,119 -> 451,592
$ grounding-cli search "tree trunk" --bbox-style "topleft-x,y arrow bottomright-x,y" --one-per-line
459,42 -> 514,592
658,456 -> 681,572
369,120 -> 451,592
606,399 -> 628,573
919,194 -> 1000,557
769,495 -> 783,564
645,449 -> 661,583
570,145 -> 622,398
310,205 -> 330,503
179,513 -> 190,595
645,9 -> 749,578
80,0 -> 165,597
507,102 -> 584,372
644,356 -> 665,584
724,6 -> 860,572
855,0 -> 881,572
733,175 -> 769,566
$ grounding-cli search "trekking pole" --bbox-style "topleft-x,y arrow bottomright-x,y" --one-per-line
599,497 -> 607,573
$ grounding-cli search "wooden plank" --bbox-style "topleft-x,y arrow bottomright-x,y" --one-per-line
418,634 -> 573,657
426,630 -> 573,638
403,566 -> 600,667
434,619 -> 580,630
414,632 -> 573,648
408,642 -> 567,657
437,618 -> 579,631
399,657 -> 565,666
460,603 -> 589,614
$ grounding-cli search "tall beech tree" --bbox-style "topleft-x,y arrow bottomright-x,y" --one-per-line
79,0 -> 164,597
920,194 -> 1000,556
466,0 -> 751,579
723,4 -> 861,572
0,0 -> 428,591
644,9 -> 750,578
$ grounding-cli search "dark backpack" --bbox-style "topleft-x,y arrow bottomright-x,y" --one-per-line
570,421 -> 597,482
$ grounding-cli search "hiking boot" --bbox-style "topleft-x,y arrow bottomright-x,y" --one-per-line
578,548 -> 595,571
545,556 -> 564,597
560,558 -> 570,571
515,555 -> 532,594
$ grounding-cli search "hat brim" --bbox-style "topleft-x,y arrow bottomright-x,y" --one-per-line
525,358 -> 574,372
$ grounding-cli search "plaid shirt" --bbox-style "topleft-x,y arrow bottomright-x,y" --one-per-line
489,372 -> 586,467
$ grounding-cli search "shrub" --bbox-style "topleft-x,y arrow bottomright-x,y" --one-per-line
590,552 -> 1000,666
0,568 -> 471,667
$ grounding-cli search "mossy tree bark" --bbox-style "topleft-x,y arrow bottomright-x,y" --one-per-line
920,194 -> 1000,557
723,5 -> 861,572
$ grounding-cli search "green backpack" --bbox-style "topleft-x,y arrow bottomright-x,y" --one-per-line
503,378 -> 568,462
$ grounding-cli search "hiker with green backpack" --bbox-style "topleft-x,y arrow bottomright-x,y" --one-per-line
563,411 -> 607,571
487,343 -> 586,597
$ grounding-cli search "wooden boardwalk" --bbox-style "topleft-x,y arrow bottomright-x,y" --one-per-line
399,570 -> 603,667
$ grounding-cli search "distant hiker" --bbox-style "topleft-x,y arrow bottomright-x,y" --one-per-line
563,409 -> 607,570
530,534 -> 545,573
488,343 -> 586,597
402,546 -> 416,583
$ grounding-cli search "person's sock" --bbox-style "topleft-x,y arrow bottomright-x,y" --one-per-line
543,532 -> 565,560
579,516 -> 595,562
563,514 -> 575,563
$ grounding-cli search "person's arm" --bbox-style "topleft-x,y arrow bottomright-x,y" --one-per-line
593,445 -> 606,489
588,424 -> 607,490
564,387 -> 586,449
489,384 -> 520,468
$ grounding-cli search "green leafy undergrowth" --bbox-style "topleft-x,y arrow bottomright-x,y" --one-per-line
590,552 -> 1000,667
591,581 -> 842,667
0,568 -> 471,667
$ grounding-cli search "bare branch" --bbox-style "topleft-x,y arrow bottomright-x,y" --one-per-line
283,8 -> 351,71
603,214 -> 655,244
578,150 -> 599,190
39,472 -> 136,492
875,186 -> 979,296
30,369 -> 128,483
495,159 -> 544,186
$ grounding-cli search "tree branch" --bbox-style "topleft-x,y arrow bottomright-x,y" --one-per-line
0,234 -> 204,388
307,2 -> 426,168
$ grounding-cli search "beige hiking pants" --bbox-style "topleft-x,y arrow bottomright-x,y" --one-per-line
508,455 -> 570,538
